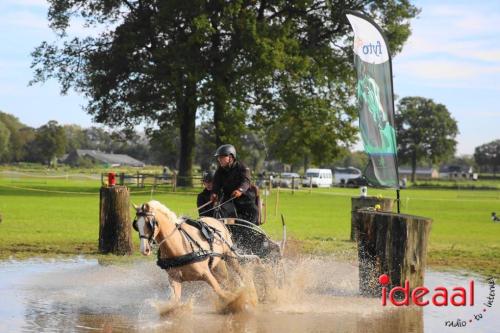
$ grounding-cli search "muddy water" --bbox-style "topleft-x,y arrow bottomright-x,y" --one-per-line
0,257 -> 497,332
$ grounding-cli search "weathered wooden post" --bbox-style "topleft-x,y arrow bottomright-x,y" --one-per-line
99,181 -> 133,255
354,209 -> 432,297
351,196 -> 394,241
172,172 -> 177,192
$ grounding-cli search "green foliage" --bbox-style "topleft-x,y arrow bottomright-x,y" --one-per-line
149,124 -> 180,170
29,120 -> 67,166
0,112 -> 35,162
260,91 -> 358,169
395,97 -> 458,181
474,140 -> 500,174
0,121 -> 10,161
332,150 -> 369,170
31,1 -> 419,178
63,124 -> 87,152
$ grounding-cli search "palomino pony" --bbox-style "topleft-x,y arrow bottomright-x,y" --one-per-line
132,200 -> 248,306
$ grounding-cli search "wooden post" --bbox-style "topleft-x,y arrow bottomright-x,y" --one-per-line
354,210 -> 432,297
275,182 -> 280,217
99,185 -> 133,255
351,196 -> 394,241
172,172 -> 177,192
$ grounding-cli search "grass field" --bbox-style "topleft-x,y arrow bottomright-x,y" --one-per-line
0,171 -> 499,277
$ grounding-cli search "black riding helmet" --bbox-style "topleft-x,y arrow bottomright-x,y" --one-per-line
202,170 -> 215,183
214,144 -> 236,159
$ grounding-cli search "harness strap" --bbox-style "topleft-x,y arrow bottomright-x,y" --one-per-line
156,250 -> 224,270
154,216 -> 239,271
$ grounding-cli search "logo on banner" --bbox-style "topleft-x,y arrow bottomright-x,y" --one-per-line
361,40 -> 383,57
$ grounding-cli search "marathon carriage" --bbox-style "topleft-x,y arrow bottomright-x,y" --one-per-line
211,185 -> 286,262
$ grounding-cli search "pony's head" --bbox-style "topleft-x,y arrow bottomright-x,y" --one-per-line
132,200 -> 178,256
132,202 -> 159,256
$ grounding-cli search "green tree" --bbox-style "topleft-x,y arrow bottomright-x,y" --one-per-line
195,122 -> 217,172
0,121 -> 10,162
0,112 -> 34,162
31,1 -> 418,184
395,97 -> 458,182
63,124 -> 87,152
149,124 -> 181,171
474,140 -> 500,175
260,92 -> 358,170
30,121 -> 67,166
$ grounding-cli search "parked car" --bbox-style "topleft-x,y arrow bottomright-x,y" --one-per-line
333,167 -> 362,186
346,176 -> 369,188
272,172 -> 301,188
302,168 -> 333,187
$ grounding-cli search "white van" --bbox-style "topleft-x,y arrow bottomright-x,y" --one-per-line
333,167 -> 362,186
302,168 -> 333,187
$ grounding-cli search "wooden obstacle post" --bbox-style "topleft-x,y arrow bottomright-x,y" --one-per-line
354,210 -> 432,297
351,196 -> 394,241
99,185 -> 133,255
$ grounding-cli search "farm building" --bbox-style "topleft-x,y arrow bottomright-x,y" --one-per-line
397,167 -> 439,180
64,149 -> 145,167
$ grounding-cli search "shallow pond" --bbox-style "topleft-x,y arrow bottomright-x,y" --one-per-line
0,257 -> 497,332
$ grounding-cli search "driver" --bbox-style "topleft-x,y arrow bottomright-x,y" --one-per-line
210,144 -> 259,224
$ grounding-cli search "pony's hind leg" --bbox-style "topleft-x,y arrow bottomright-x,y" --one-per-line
203,271 -> 234,300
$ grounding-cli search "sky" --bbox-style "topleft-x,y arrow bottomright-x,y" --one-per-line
0,0 -> 499,156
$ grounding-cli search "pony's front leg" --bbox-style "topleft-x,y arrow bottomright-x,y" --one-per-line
167,272 -> 182,303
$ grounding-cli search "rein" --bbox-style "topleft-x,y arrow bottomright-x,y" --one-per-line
198,196 -> 236,216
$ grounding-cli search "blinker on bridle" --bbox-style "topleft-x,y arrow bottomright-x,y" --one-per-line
133,211 -> 157,242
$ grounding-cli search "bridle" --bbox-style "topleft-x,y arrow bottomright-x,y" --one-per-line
132,210 -> 157,243
132,208 -> 182,249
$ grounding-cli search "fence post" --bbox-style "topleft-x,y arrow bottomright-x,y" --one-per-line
354,210 -> 432,297
350,196 -> 394,241
172,172 -> 177,192
99,185 -> 133,255
275,181 -> 280,217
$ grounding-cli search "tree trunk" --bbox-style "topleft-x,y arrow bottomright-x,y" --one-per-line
213,69 -> 235,147
177,82 -> 197,187
411,150 -> 417,182
354,210 -> 432,297
213,86 -> 228,147
351,196 -> 394,241
99,186 -> 133,255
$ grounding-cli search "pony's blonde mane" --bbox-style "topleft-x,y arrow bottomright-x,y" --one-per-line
147,200 -> 178,223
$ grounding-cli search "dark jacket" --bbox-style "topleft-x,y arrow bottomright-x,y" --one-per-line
212,161 -> 251,199
197,188 -> 214,217
212,161 -> 258,224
